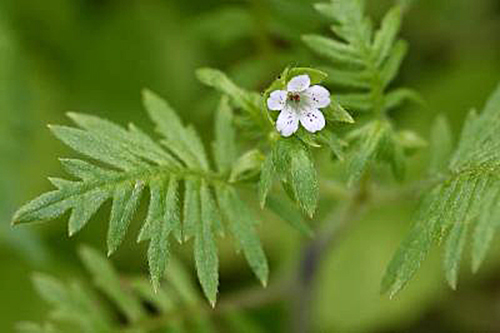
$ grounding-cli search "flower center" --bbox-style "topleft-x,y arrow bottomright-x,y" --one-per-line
288,93 -> 301,103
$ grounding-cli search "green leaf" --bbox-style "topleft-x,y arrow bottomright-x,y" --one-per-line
143,89 -> 207,169
384,88 -> 423,112
373,6 -> 402,66
347,120 -> 390,185
196,182 -> 220,306
288,142 -> 319,218
428,115 -> 453,175
396,130 -> 427,153
148,177 -> 178,291
266,195 -> 313,237
229,150 -> 265,183
321,66 -> 371,89
196,68 -> 257,115
218,187 -> 269,286
302,35 -> 364,67
471,190 -> 500,272
107,180 -> 145,255
183,178 -> 201,242
12,88 -> 273,306
213,96 -> 237,174
324,100 -> 355,123
79,246 -> 145,322
32,273 -> 111,331
334,93 -> 372,113
68,187 -> 109,237
383,82 -> 500,295
258,153 -> 275,208
317,131 -> 348,161
305,0 -> 416,120
444,222 -> 469,289
381,40 -> 408,88
24,246 -> 222,331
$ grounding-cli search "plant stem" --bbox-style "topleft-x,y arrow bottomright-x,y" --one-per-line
290,179 -> 370,333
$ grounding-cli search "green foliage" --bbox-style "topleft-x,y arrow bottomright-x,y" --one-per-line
258,138 -> 319,217
199,66 -> 353,218
18,246 -> 262,333
303,1 -> 417,115
12,90 -> 269,305
304,0 -> 424,184
382,83 -> 500,297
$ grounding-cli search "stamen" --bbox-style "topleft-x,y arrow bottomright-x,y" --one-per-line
288,93 -> 301,103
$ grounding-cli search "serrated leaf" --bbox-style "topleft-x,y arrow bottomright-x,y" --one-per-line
471,189 -> 500,272
143,89 -> 206,169
218,187 -> 269,286
67,112 -> 174,167
213,96 -> 237,174
79,246 -> 145,322
289,142 -> 319,218
183,178 -> 201,242
196,68 -> 257,114
373,6 -> 402,66
50,125 -> 140,171
302,35 -> 364,67
195,184 -> 219,306
381,40 -> 408,88
68,189 -> 109,236
31,273 -> 111,331
428,115 -> 453,175
305,0 -> 417,123
321,66 -> 371,89
148,177 -> 178,291
383,82 -> 500,296
444,222 -> 468,289
107,181 -> 145,255
348,120 -> 390,185
335,93 -> 372,113
25,247 -> 223,331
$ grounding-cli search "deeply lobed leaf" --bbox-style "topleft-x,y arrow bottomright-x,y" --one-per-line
383,83 -> 500,296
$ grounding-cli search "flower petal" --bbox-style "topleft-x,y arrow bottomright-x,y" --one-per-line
276,108 -> 299,137
287,75 -> 311,92
300,108 -> 326,133
304,85 -> 331,108
267,90 -> 287,111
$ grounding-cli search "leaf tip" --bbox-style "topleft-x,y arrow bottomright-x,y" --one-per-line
141,88 -> 155,102
65,111 -> 78,120
471,261 -> 481,274
209,298 -> 217,308
151,280 -> 161,294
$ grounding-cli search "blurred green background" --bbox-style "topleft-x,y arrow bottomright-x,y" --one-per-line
1,0 -> 500,332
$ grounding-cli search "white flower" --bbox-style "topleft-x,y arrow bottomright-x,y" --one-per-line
267,74 -> 330,137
